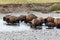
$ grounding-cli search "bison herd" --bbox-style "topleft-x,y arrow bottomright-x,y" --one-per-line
3,14 -> 60,29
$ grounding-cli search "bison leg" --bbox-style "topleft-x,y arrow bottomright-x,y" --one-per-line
16,19 -> 19,23
47,25 -> 54,29
43,19 -> 47,24
46,23 -> 54,29
30,25 -> 32,28
24,21 -> 27,23
37,23 -> 42,29
56,24 -> 60,29
39,22 -> 42,26
6,21 -> 10,24
39,23 -> 42,29
34,25 -> 36,28
21,20 -> 23,22
30,24 -> 36,28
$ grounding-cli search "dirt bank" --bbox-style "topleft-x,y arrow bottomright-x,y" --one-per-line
0,2 -> 60,13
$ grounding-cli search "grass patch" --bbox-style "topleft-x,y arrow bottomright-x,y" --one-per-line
49,4 -> 60,11
0,0 -> 60,4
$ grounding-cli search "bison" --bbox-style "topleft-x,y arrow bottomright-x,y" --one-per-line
29,17 -> 43,29
43,16 -> 54,29
18,15 -> 26,22
3,15 -> 11,21
25,13 -> 37,24
44,16 -> 54,24
3,15 -> 19,24
54,18 -> 60,29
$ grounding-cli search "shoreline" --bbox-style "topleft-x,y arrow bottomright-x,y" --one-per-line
0,2 -> 59,13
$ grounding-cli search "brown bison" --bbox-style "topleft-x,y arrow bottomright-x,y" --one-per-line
18,15 -> 26,22
3,15 -> 11,21
46,22 -> 55,29
3,15 -> 19,24
44,16 -> 54,24
25,13 -> 37,23
43,16 -> 54,29
29,17 -> 43,28
54,18 -> 60,28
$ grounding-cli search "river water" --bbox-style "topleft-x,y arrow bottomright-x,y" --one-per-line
0,11 -> 60,40
0,11 -> 60,32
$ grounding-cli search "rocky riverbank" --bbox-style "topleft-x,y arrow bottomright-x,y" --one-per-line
0,29 -> 60,40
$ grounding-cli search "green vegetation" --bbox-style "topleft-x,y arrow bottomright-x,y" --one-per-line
0,0 -> 60,4
49,4 -> 60,11
31,8 -> 40,11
